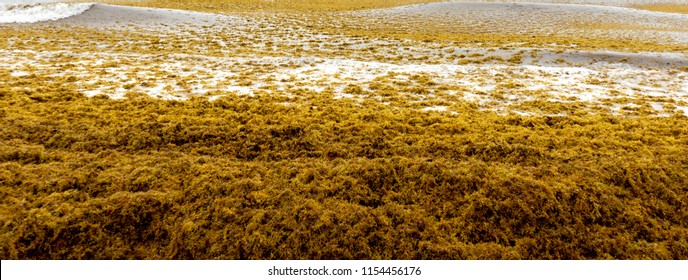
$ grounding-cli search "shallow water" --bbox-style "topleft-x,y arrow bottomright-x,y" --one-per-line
0,0 -> 92,23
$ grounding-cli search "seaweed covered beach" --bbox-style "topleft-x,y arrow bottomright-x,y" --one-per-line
1,0 -> 688,259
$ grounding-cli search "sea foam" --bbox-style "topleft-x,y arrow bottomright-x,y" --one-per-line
0,2 -> 93,23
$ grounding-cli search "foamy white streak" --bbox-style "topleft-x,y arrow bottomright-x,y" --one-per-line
0,2 -> 93,23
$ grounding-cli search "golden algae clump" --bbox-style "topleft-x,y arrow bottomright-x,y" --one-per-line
1,75 -> 688,259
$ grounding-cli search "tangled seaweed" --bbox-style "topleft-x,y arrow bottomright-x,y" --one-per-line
1,71 -> 687,259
